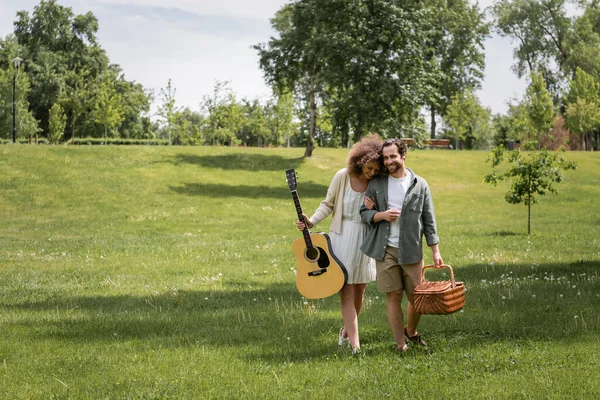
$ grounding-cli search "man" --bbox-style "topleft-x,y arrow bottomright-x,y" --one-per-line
360,138 -> 443,352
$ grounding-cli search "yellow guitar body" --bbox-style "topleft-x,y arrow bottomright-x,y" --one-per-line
292,232 -> 347,299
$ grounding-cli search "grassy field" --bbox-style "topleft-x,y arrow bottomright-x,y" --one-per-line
0,145 -> 599,399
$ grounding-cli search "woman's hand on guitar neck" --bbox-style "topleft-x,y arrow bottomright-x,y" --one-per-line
296,213 -> 313,230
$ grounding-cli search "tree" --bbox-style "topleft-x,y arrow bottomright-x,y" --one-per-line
267,90 -> 296,147
524,72 -> 555,147
565,2 -> 600,82
92,72 -> 124,144
256,0 -> 440,154
445,90 -> 491,149
492,0 -> 575,98
425,0 -> 489,138
563,67 -> 600,150
0,52 -> 39,140
48,103 -> 66,144
200,81 -> 244,146
484,145 -> 577,234
157,79 -> 178,145
13,0 -> 108,136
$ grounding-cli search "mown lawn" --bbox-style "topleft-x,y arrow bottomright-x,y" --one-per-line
0,145 -> 598,399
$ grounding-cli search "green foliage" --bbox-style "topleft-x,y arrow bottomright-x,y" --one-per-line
524,72 -> 555,147
425,0 -> 490,138
445,91 -> 492,149
492,0 -> 572,96
0,42 -> 39,140
200,81 -> 244,146
48,103 -> 66,144
157,78 -> 178,145
92,72 -> 124,143
256,0 -> 448,148
564,68 -> 600,150
485,145 -> 577,234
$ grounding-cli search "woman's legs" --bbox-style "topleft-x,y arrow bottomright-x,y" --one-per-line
340,283 -> 367,350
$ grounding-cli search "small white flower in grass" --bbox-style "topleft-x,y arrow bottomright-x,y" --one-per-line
287,337 -> 290,340
205,297 -> 208,300
268,298 -> 272,301
481,280 -> 486,283
577,292 -> 581,296
218,273 -> 223,277
502,296 -> 506,300
253,298 -> 257,301
375,296 -> 379,300
560,294 -> 563,298
532,295 -> 536,298
263,270 -> 268,274
572,285 -> 576,289
460,309 -> 464,313
303,301 -> 308,305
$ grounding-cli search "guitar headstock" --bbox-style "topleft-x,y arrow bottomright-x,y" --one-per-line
285,169 -> 297,191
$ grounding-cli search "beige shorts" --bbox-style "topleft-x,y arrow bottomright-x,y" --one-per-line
376,246 -> 423,293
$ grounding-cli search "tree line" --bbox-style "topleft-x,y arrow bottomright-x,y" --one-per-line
1,0 -> 599,152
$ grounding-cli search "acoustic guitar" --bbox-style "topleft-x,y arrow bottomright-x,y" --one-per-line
285,169 -> 347,299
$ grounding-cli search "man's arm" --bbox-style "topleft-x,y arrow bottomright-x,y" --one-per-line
430,243 -> 443,268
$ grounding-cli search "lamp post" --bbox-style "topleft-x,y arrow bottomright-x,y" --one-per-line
12,57 -> 23,144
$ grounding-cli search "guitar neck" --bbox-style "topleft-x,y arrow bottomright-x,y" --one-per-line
290,190 -> 314,249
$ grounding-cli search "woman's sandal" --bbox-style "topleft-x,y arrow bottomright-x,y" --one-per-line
338,327 -> 349,346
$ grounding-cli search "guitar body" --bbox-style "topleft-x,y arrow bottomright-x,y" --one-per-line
292,232 -> 347,299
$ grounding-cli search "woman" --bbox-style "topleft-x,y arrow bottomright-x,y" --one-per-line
296,134 -> 382,354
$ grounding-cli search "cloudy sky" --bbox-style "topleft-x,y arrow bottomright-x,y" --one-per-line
0,0 -> 527,116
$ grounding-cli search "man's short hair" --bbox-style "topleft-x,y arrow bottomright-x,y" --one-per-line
382,138 -> 407,157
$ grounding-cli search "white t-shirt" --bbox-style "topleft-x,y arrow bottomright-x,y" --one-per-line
387,170 -> 412,248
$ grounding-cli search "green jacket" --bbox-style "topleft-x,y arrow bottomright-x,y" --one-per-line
359,168 -> 439,263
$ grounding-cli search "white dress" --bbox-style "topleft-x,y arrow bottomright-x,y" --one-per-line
328,177 -> 376,284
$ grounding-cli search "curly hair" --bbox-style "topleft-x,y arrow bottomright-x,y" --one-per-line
347,134 -> 384,177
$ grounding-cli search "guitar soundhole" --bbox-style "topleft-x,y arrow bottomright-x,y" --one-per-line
305,247 -> 331,269
305,247 -> 320,261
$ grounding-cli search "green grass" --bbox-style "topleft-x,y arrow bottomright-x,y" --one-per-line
0,145 -> 599,399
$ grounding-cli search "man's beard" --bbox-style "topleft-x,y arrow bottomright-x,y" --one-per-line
386,161 -> 400,174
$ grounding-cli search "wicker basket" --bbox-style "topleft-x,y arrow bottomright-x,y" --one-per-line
414,264 -> 465,315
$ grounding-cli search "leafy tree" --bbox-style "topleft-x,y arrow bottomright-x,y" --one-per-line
157,79 -> 178,145
484,145 -> 577,234
565,2 -> 600,81
524,72 -> 555,147
92,73 -> 124,144
563,67 -> 600,150
13,0 -> 108,136
200,81 -> 244,146
0,47 -> 39,140
425,0 -> 489,138
565,98 -> 600,150
492,0 -> 575,98
238,99 -> 270,147
172,108 -> 203,146
445,90 -> 491,149
256,0 -> 441,154
267,90 -> 296,147
48,103 -> 66,144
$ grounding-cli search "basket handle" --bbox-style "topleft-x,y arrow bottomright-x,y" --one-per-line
421,264 -> 456,288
